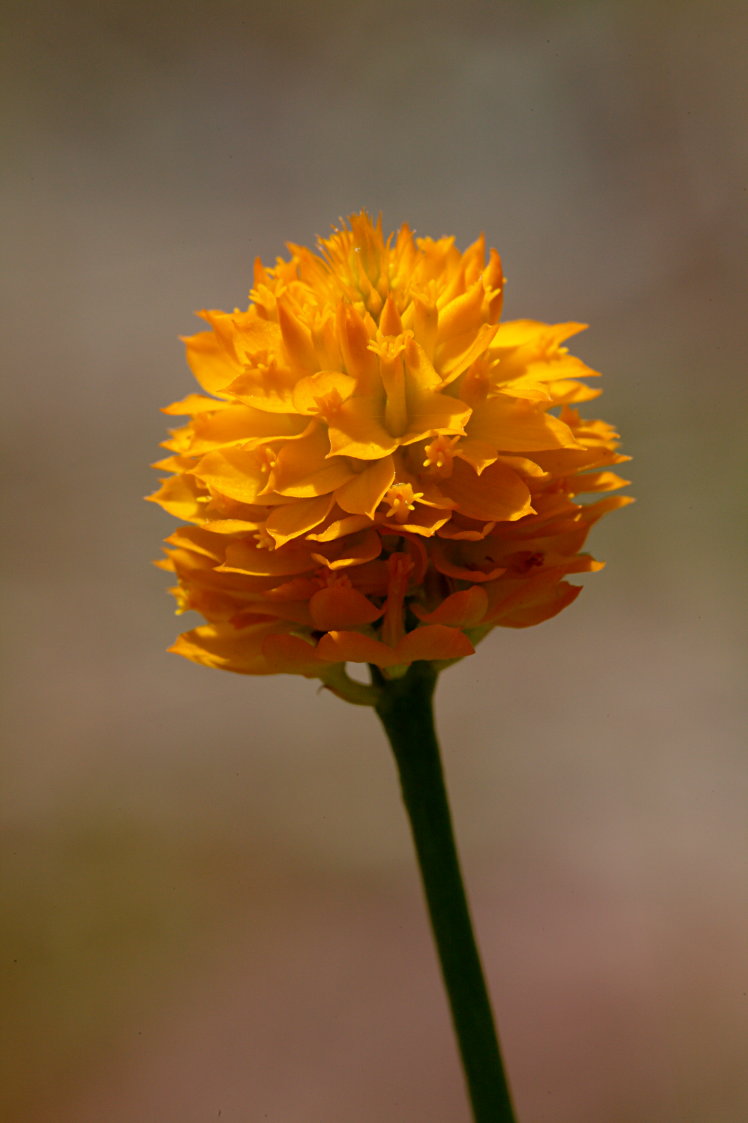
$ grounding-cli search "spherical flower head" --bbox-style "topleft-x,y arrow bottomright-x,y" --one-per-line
150,213 -> 630,694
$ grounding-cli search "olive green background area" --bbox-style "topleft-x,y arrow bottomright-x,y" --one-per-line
2,1 -> 746,1120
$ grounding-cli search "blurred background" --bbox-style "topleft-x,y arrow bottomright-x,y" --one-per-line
2,0 -> 747,1119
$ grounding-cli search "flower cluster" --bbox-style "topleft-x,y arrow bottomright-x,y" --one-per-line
151,213 -> 629,690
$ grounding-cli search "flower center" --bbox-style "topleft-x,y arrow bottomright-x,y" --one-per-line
313,569 -> 353,591
255,447 -> 277,476
254,526 -> 276,550
383,483 -> 422,524
311,388 -> 344,420
422,435 -> 459,476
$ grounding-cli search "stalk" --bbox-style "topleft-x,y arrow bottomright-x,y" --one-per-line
373,661 -> 518,1122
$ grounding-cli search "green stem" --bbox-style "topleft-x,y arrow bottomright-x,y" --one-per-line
373,661 -> 518,1123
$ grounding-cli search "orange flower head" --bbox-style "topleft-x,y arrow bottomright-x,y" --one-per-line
150,213 -> 630,695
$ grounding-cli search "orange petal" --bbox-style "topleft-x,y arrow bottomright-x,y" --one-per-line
163,525 -> 225,562
170,621 -> 285,674
309,586 -> 382,630
436,518 -> 496,542
307,514 -> 372,541
412,587 -> 488,627
377,504 -> 452,537
395,624 -> 475,663
579,494 -> 635,524
443,458 -> 533,522
311,528 -> 382,570
454,438 -> 499,474
261,633 -> 326,676
316,630 -> 401,667
567,470 -> 631,496
491,580 -> 582,628
219,539 -> 315,577
431,540 -> 507,582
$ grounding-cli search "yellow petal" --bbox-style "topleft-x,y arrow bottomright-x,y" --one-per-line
377,504 -> 452,537
147,474 -> 205,521
162,393 -> 229,416
337,302 -> 379,388
189,448 -> 268,504
327,398 -> 399,459
307,514 -> 371,541
229,311 -> 283,362
187,406 -> 309,455
200,518 -> 266,535
335,456 -> 396,517
164,525 -> 226,562
223,372 -> 298,413
438,281 -> 486,341
264,494 -> 335,548
467,395 -> 583,453
547,381 -> 602,405
292,370 -> 357,417
271,425 -> 354,497
274,458 -> 354,498
183,329 -> 241,395
151,454 -> 196,472
402,391 -> 472,445
278,300 -> 317,369
379,294 -> 404,336
494,320 -> 587,349
439,322 -> 499,382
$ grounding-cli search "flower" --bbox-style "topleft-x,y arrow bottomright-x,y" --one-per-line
150,212 -> 630,692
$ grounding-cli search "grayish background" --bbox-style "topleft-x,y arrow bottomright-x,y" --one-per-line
3,1 -> 747,1119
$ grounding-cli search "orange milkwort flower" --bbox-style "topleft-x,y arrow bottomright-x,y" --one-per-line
150,213 -> 630,695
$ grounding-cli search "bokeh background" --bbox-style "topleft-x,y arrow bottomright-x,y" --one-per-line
3,0 -> 747,1119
